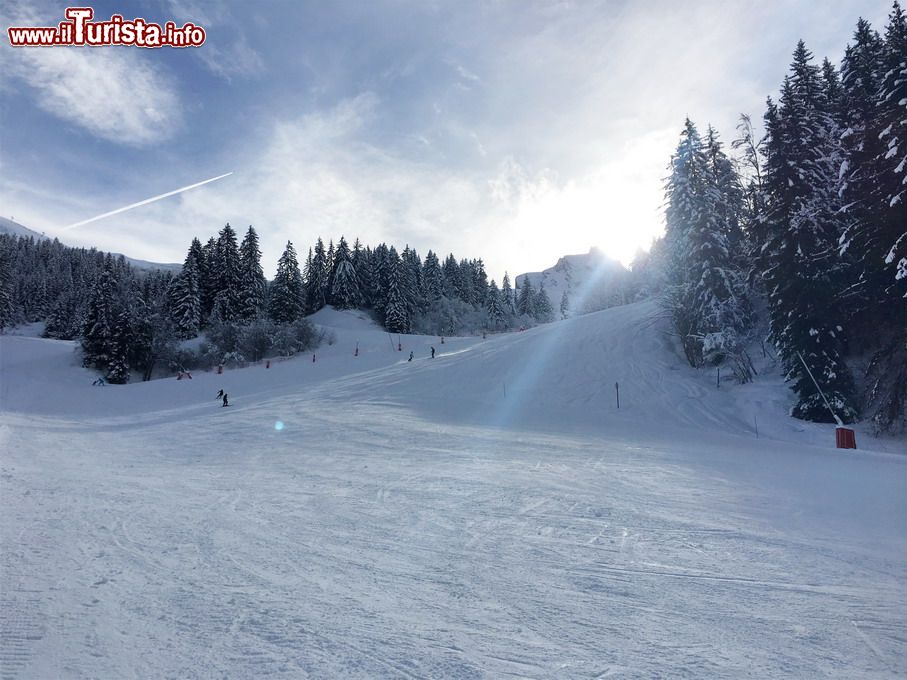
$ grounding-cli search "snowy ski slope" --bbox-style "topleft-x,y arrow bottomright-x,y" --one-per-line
1,301 -> 905,678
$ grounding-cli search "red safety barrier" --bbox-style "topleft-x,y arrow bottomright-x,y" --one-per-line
835,427 -> 857,449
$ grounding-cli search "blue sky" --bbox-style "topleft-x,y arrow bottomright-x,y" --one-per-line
0,0 -> 893,280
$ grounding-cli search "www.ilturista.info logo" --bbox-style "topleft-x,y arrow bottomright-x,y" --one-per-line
7,7 -> 206,48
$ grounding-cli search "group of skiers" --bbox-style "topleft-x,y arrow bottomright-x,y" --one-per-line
408,347 -> 437,362
91,337 -> 453,402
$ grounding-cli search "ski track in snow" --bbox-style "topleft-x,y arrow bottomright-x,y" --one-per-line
1,301 -> 906,678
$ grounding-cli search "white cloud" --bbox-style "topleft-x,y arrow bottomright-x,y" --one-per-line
0,1 -> 182,146
196,35 -> 265,81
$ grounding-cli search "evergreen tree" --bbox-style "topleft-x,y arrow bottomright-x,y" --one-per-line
199,237 -> 218,322
81,268 -> 117,369
331,237 -> 361,309
486,279 -> 504,329
501,273 -> 516,314
517,276 -> 534,316
212,223 -> 242,322
106,309 -> 132,384
760,42 -> 858,421
422,250 -> 444,301
560,290 -> 570,320
0,243 -> 12,332
384,252 -> 410,333
270,241 -> 305,323
168,256 -> 201,339
310,238 -> 328,311
534,283 -> 554,322
238,226 -> 266,321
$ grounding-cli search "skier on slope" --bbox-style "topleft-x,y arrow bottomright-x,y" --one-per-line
431,347 -> 435,359
222,393 -> 229,407
216,389 -> 224,399
408,351 -> 414,362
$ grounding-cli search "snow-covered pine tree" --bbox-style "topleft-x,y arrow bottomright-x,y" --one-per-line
517,276 -> 535,316
81,268 -> 117,369
211,224 -> 242,323
472,259 -> 489,306
238,226 -> 266,321
664,119 -> 752,374
663,119 -> 709,365
402,246 -> 423,313
199,236 -> 218,323
310,238 -> 328,311
302,247 -> 316,313
324,240 -> 335,305
486,279 -> 504,329
875,2 -> 907,297
534,283 -> 554,322
371,244 -> 392,317
269,241 -> 305,323
759,42 -> 858,422
501,273 -> 516,314
442,254 -> 461,300
859,3 -> 907,432
0,242 -> 12,332
422,250 -> 444,301
384,252 -> 410,333
106,309 -> 132,384
167,256 -> 201,339
331,238 -> 362,309
560,290 -> 569,320
357,246 -> 377,307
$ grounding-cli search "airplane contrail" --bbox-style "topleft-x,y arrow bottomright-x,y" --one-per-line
60,172 -> 233,232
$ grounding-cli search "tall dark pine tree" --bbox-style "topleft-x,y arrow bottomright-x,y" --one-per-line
106,309 -> 132,384
534,283 -> 553,322
199,237 -> 217,323
384,251 -> 410,333
422,250 -> 444,301
81,268 -> 117,370
663,119 -> 710,365
309,238 -> 329,311
517,276 -> 534,316
238,226 -> 266,321
168,255 -> 201,339
760,42 -> 857,422
501,273 -> 516,314
0,243 -> 12,332
211,224 -> 242,323
857,3 -> 907,432
330,237 -> 361,309
664,119 -> 752,373
269,241 -> 305,323
486,280 -> 504,329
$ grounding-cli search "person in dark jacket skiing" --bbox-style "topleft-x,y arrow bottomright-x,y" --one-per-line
430,346 -> 435,359
408,351 -> 414,362
222,393 -> 229,407
216,389 -> 224,399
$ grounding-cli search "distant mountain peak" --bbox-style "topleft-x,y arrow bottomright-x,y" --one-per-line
515,248 -> 627,317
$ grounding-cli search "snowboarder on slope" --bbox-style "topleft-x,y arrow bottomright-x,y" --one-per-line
222,393 -> 229,407
408,351 -> 414,362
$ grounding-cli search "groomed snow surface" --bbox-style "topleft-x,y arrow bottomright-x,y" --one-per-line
1,301 -> 905,678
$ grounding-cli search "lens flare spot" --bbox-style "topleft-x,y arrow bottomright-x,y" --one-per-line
274,420 -> 284,431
